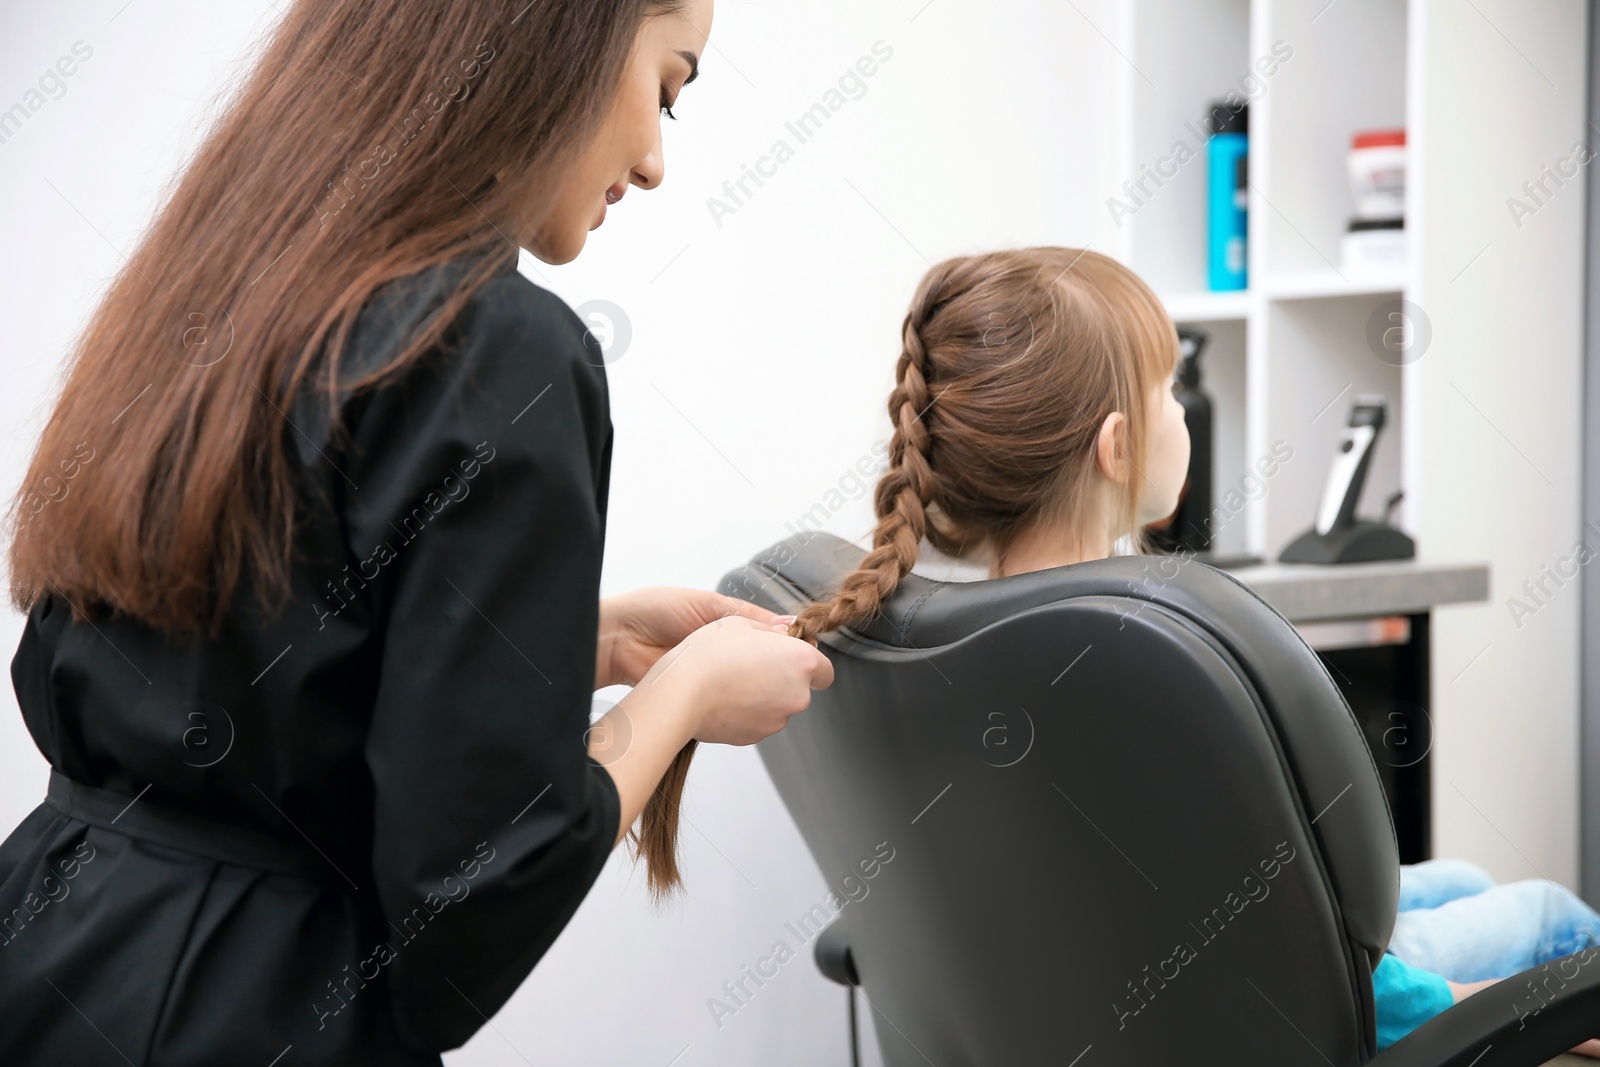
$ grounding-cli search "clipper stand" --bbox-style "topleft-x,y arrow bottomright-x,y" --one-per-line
1279,395 -> 1414,563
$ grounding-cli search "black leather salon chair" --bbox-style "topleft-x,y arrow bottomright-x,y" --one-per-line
718,531 -> 1600,1067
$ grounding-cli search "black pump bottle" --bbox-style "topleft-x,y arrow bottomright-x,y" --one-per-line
1147,325 -> 1213,554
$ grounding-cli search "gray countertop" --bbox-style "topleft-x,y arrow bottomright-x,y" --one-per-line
1222,558 -> 1491,622
907,545 -> 1491,624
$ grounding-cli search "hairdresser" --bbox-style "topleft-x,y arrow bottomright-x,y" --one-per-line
0,1 -> 830,1064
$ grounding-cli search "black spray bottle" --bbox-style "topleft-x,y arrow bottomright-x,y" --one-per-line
1147,326 -> 1213,554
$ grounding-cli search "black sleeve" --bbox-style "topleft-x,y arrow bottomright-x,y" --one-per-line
339,267 -> 620,1051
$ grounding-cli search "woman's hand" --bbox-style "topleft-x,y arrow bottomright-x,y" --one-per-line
596,587 -> 792,689
595,613 -> 833,848
636,614 -> 835,745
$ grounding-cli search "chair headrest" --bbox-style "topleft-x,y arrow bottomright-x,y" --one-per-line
724,529 -> 1262,651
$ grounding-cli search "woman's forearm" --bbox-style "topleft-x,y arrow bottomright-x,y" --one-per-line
590,667 -> 702,848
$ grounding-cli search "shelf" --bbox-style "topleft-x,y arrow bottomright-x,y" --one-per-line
1120,0 -> 1251,295
1159,269 -> 1406,321
1262,297 -> 1406,555
1264,268 -> 1406,301
1125,0 -> 1414,561
1160,288 -> 1253,323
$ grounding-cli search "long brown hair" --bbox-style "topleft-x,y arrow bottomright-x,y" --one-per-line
7,0 -> 693,888
642,249 -> 1181,897
8,0 -> 676,628
790,246 -> 1177,641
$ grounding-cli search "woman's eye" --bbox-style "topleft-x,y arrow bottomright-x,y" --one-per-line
659,91 -> 677,121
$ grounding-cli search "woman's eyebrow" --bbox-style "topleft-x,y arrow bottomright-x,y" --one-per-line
677,49 -> 700,84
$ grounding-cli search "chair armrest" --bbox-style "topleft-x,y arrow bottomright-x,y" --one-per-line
1369,948 -> 1600,1067
814,921 -> 859,986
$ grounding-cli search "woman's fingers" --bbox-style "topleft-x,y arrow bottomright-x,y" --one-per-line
800,641 -> 834,689
744,616 -> 832,686
717,592 -> 787,626
813,651 -> 835,689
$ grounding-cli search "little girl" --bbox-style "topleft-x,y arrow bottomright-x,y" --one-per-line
784,245 -> 1600,1053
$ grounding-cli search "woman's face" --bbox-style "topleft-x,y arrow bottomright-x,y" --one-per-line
522,0 -> 714,263
1138,351 -> 1194,526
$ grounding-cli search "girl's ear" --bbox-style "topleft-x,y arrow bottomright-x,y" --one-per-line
1094,411 -> 1131,485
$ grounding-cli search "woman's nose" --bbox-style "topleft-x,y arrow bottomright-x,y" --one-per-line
631,134 -> 664,191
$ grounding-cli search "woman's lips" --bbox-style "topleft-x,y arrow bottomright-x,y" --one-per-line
595,184 -> 626,229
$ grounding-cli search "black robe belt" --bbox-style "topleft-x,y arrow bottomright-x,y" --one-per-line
44,770 -> 332,882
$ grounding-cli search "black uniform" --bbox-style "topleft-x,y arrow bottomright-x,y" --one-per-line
0,254 -> 621,1065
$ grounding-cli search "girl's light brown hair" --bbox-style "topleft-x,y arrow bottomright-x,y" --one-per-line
6,0 -> 694,893
789,246 -> 1178,642
644,248 -> 1181,895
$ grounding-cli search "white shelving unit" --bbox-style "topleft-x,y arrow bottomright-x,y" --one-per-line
1112,0 -> 1419,560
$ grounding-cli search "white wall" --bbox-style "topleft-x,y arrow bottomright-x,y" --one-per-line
12,0 -> 1592,1060
0,8 -> 289,833
1414,0 -> 1591,889
0,2 -> 1119,1064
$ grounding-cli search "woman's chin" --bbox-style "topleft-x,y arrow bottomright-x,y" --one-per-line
526,230 -> 585,266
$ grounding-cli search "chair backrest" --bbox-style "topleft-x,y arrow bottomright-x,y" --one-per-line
719,531 -> 1400,1066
